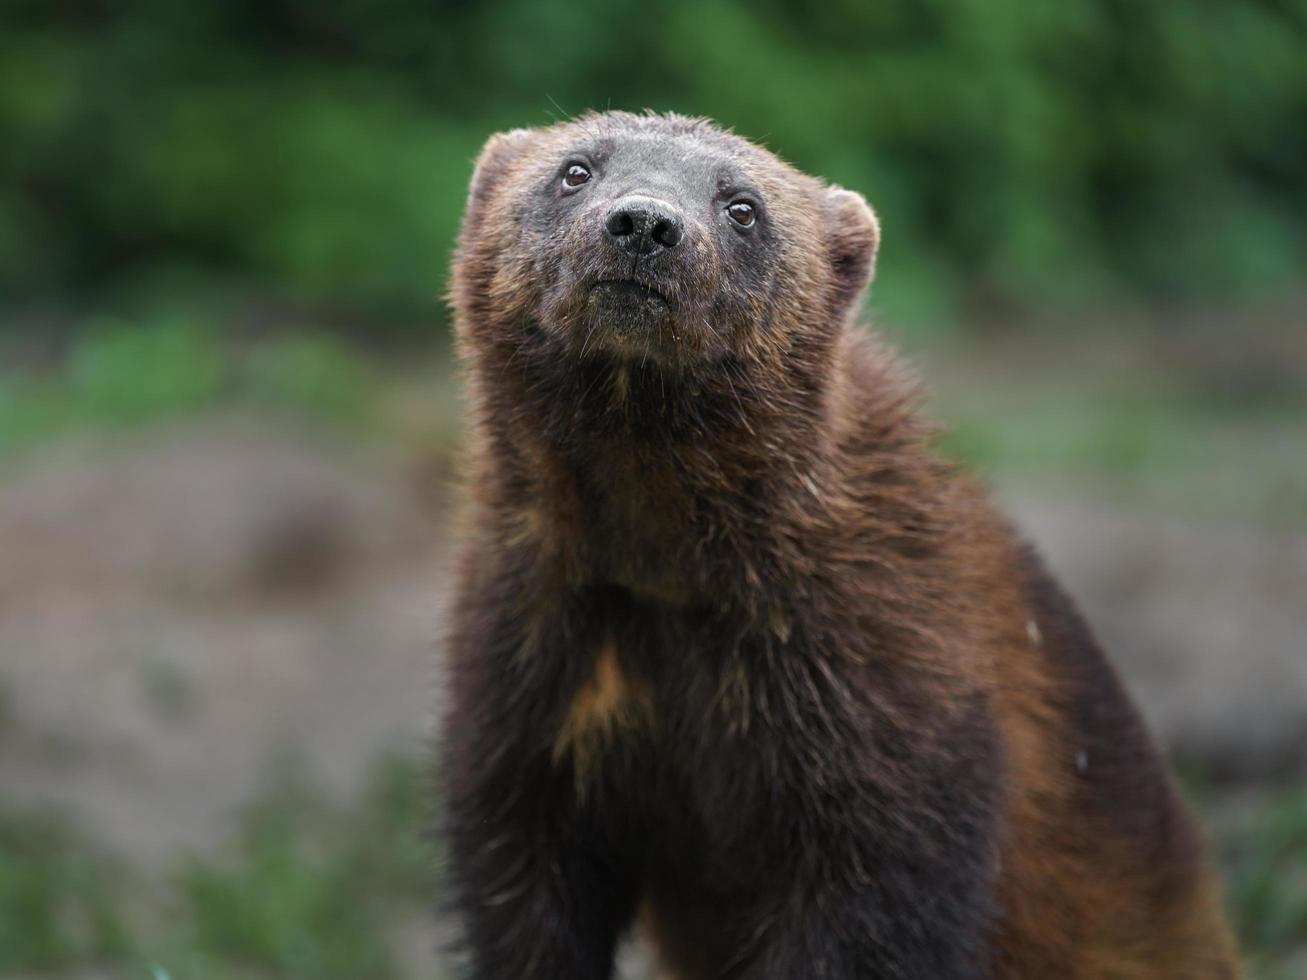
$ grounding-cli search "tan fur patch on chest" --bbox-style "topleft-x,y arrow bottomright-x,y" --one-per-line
552,640 -> 652,790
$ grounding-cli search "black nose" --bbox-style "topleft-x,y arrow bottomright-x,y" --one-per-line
604,197 -> 684,255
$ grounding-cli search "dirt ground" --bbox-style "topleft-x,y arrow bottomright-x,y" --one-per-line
0,419 -> 447,866
2,415 -> 1302,870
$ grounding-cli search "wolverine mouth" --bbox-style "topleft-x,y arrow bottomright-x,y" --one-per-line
577,277 -> 674,360
590,278 -> 669,306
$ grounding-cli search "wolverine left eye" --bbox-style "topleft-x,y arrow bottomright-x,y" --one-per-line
563,163 -> 591,188
727,200 -> 756,227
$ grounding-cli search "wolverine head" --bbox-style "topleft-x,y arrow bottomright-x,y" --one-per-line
451,112 -> 879,376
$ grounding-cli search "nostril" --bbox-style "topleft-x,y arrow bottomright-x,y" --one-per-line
606,210 -> 635,238
652,218 -> 682,249
605,201 -> 683,253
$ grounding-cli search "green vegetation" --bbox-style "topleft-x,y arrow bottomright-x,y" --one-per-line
4,1 -> 1306,330
0,752 -> 1302,978
166,755 -> 436,980
931,383 -> 1307,525
0,753 -> 441,980
0,810 -> 132,973
0,318 -> 379,460
1211,784 -> 1307,980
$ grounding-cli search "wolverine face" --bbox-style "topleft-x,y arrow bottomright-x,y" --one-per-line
532,129 -> 780,364
454,112 -> 879,373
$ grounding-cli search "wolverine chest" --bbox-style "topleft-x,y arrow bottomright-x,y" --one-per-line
550,637 -> 658,794
543,614 -> 815,854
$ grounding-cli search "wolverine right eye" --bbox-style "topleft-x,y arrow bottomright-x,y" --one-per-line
727,200 -> 756,227
563,163 -> 591,188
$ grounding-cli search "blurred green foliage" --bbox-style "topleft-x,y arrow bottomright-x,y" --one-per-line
175,786 -> 399,978
0,753 -> 442,980
1215,785 -> 1307,980
2,0 -> 1305,331
0,810 -> 132,973
0,316 -> 377,458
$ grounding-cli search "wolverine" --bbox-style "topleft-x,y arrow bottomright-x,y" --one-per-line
440,111 -> 1239,979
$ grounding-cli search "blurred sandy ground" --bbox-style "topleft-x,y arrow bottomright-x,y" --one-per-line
0,417 -> 447,866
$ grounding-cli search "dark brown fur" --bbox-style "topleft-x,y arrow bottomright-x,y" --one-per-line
440,111 -> 1240,979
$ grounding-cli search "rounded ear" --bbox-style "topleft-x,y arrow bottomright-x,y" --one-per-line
466,127 -> 536,209
823,186 -> 880,310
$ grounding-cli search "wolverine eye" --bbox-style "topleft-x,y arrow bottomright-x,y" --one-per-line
727,200 -> 756,227
563,163 -> 591,188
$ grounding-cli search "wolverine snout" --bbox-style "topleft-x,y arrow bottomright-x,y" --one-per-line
604,196 -> 685,256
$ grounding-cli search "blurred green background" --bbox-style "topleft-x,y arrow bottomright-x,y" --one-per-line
4,0 -> 1306,327
1,2 -> 1305,978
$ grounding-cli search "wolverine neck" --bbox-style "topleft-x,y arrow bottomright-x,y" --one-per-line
479,316 -> 832,458
467,325 -> 943,610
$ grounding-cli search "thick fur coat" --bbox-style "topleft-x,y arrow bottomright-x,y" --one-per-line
440,111 -> 1239,979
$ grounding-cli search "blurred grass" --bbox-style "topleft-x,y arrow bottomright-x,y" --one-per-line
0,810 -> 133,973
934,386 -> 1307,526
0,753 -> 442,980
0,751 -> 1302,979
0,318 -> 382,461
1209,784 -> 1307,980
164,754 -> 435,980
